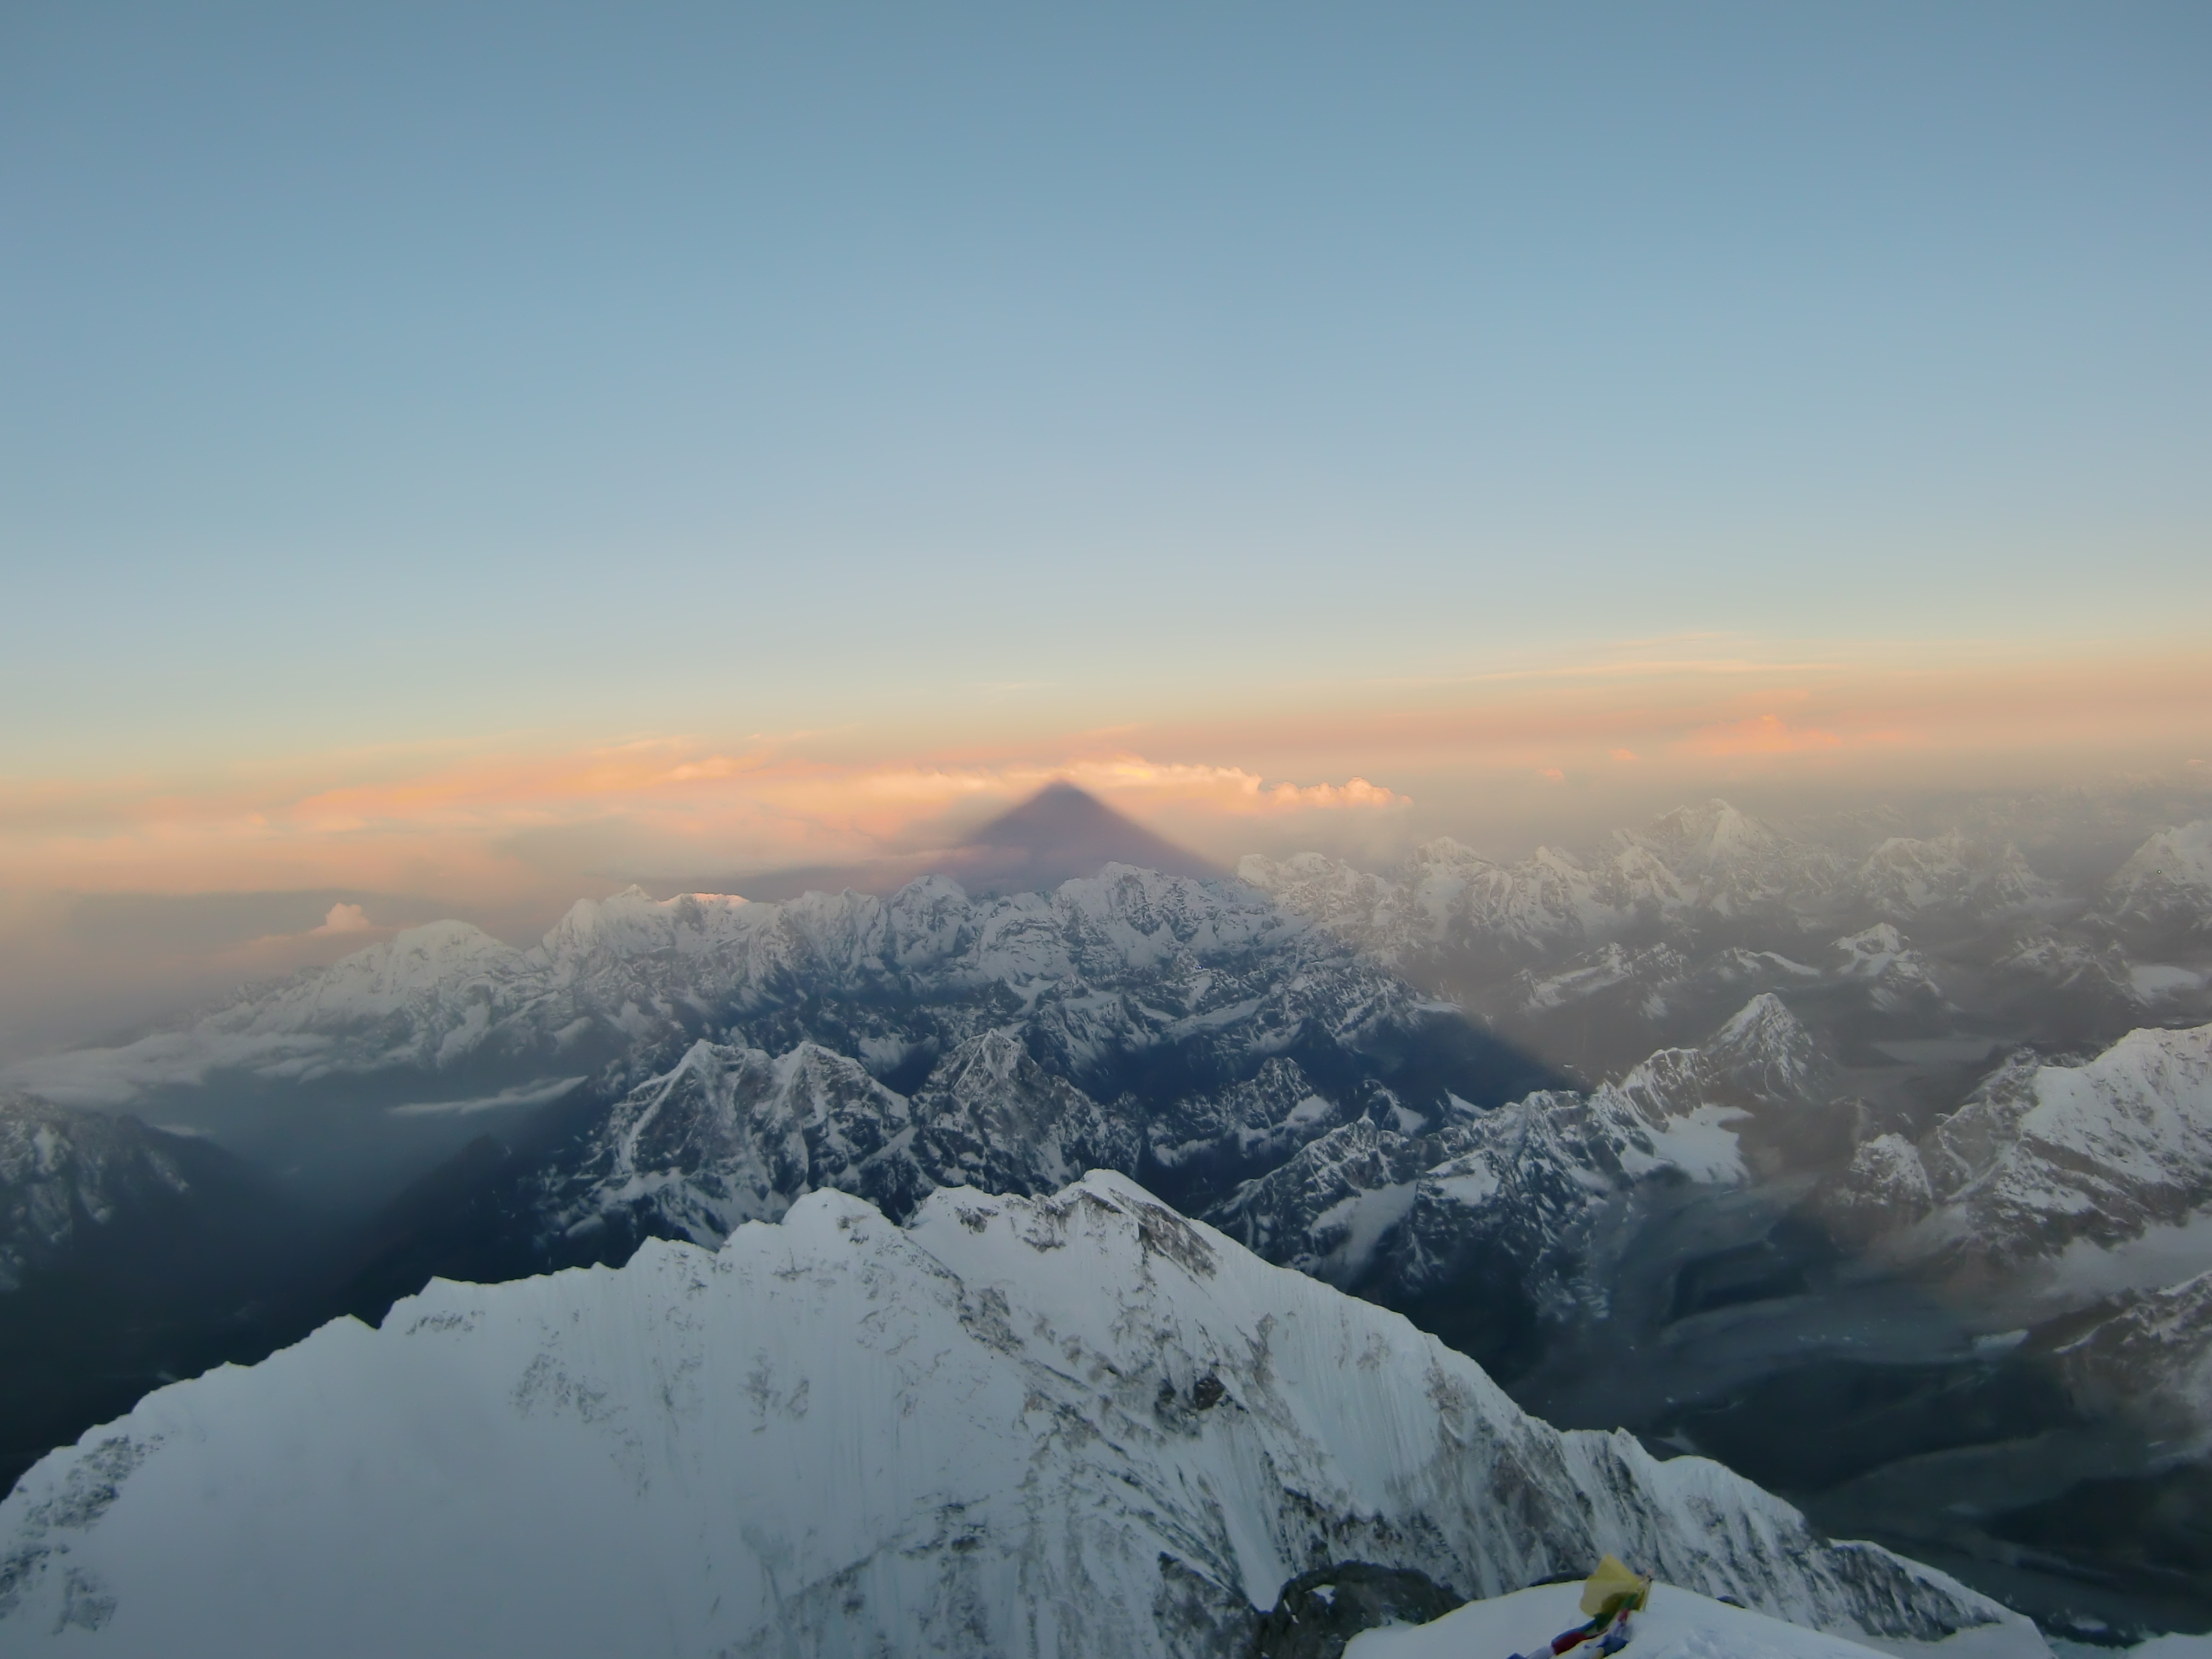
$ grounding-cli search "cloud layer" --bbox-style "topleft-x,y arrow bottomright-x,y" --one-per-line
1,638 -> 2205,919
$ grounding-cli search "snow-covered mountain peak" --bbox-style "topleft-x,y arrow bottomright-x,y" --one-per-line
14,861 -> 1400,1119
0,1169 -> 2022,1657
1634,799 -> 1783,871
1614,800 -> 1838,916
218,918 -> 524,1036
1700,992 -> 1830,1105
535,884 -> 751,963
2105,819 -> 2212,933
1903,1022 -> 2212,1273
1404,835 -> 1485,870
1833,925 -> 1946,1011
1854,832 -> 2055,918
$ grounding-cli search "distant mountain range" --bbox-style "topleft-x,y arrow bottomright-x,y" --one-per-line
5,785 -> 2211,1641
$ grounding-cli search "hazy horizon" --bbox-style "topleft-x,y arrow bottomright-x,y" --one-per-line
6,765 -> 2207,1068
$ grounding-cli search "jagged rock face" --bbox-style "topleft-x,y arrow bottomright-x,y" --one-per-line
0,1098 -> 212,1293
537,1036 -> 1374,1254
1206,1116 -> 1477,1286
538,1041 -> 930,1245
2103,820 -> 2212,936
1199,996 -> 1849,1375
0,1173 -> 2016,1658
1141,1056 -> 1351,1191
1832,925 -> 1947,1013
1815,1133 -> 1936,1248
910,1030 -> 1144,1196
1250,1562 -> 1466,1659
2049,1270 -> 2212,1444
2000,930 -> 2146,1004
1901,1023 -> 2212,1275
1515,942 -> 1689,1018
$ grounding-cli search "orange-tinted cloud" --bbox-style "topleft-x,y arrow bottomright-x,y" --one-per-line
1685,714 -> 1849,756
1,637 -> 2205,907
309,902 -> 375,936
0,742 -> 1409,903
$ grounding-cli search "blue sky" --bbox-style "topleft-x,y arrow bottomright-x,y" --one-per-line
3,2 -> 2207,772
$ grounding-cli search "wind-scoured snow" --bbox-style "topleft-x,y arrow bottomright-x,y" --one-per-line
0,1171 -> 2019,1658
1347,1580 -> 2050,1659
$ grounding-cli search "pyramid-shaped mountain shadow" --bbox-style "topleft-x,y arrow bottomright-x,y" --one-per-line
660,783 -> 1219,900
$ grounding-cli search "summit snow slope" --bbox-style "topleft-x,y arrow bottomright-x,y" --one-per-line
1348,1580 -> 2045,1659
0,1172 -> 2022,1659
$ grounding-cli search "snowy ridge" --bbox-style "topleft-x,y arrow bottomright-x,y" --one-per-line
8,868 -> 1390,1107
1869,1024 -> 2212,1273
543,1028 -> 1146,1247
1236,826 -> 1720,964
1618,800 -> 1842,917
1853,832 -> 2055,920
2105,821 -> 2212,934
543,1039 -> 928,1244
0,1171 -> 2020,1658
1239,800 -> 1905,968
1207,996 -> 1837,1305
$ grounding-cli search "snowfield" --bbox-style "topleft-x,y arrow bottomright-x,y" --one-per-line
1347,1580 -> 2051,1658
0,1172 -> 2024,1658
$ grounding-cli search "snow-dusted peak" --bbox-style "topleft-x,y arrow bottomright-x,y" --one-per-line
1701,992 -> 1831,1105
11,861 -> 1381,1111
1618,800 -> 1835,914
331,917 -> 517,987
1635,799 -> 1783,871
0,1171 -> 2018,1657
1834,925 -> 1946,1011
2105,820 -> 2212,932
1855,831 -> 2054,918
1604,842 -> 1692,911
541,1036 -> 923,1245
1405,836 -> 1487,869
2052,1268 -> 2212,1444
0,1098 -> 195,1291
215,919 -> 523,1037
1908,1022 -> 2212,1273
